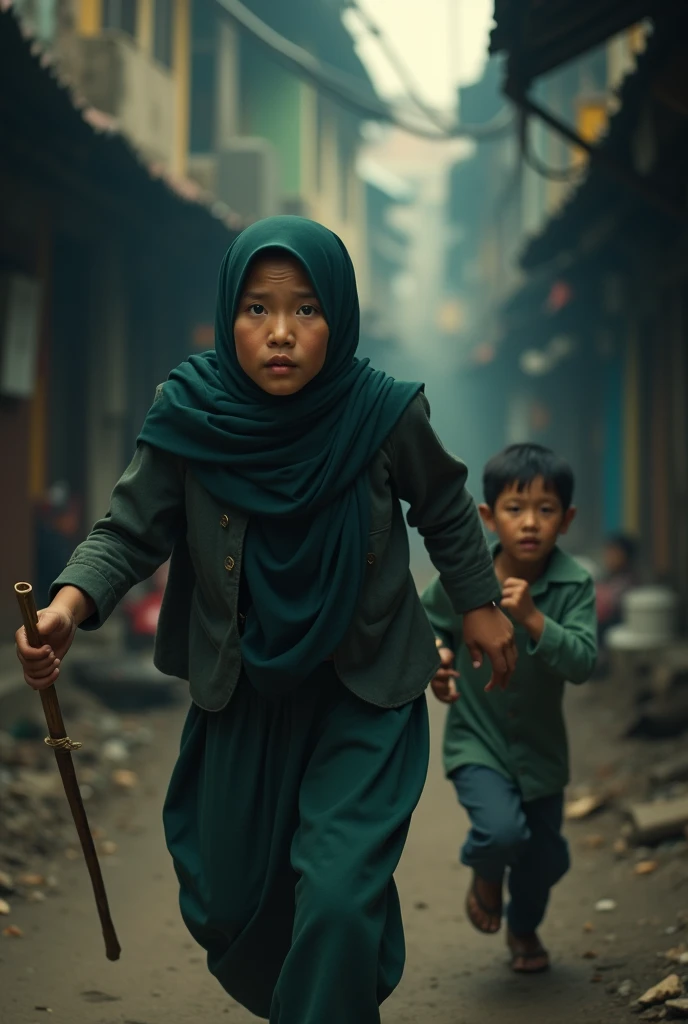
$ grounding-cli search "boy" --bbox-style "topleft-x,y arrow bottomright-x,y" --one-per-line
422,443 -> 597,974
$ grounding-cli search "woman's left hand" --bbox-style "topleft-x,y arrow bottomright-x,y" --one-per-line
462,604 -> 517,692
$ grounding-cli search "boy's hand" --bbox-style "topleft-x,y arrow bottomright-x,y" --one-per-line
430,640 -> 460,704
501,578 -> 545,642
462,604 -> 517,691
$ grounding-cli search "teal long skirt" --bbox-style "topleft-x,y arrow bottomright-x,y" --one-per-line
163,665 -> 429,1023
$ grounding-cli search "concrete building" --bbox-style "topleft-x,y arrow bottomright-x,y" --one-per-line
0,4 -> 238,632
185,0 -> 374,297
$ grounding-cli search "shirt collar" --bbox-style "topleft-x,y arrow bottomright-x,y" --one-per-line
490,542 -> 590,596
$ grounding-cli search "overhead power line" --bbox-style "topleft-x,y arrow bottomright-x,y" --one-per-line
215,0 -> 514,141
343,0 -> 454,134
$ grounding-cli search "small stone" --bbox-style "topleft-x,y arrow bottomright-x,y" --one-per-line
596,899 -> 618,913
619,980 -> 633,997
3,925 -> 23,938
80,990 -> 121,1004
34,1008 -> 53,1014
64,849 -> 79,861
583,921 -> 595,933
666,999 -> 688,1018
79,784 -> 94,801
0,899 -> 10,915
582,950 -> 598,959
660,946 -> 688,964
0,871 -> 14,894
17,873 -> 44,887
566,794 -> 607,820
581,834 -> 606,850
638,974 -> 684,1007
414,901 -> 428,910
614,837 -> 630,858
605,934 -> 618,943
112,769 -> 138,790
28,890 -> 46,903
99,841 -> 118,857
636,861 -> 660,876
102,739 -> 129,763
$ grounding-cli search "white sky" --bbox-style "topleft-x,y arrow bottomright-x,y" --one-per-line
346,0 -> 495,109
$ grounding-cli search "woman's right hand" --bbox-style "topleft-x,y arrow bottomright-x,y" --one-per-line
15,603 -> 78,690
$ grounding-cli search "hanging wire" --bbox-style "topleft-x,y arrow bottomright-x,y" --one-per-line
343,0 -> 455,134
216,0 -> 514,141
517,108 -> 587,183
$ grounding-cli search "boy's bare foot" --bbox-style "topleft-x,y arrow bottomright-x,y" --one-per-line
507,928 -> 550,973
465,873 -> 503,934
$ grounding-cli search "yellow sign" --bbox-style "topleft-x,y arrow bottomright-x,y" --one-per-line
572,99 -> 608,167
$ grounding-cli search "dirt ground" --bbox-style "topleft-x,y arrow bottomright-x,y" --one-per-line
2,677 -> 688,1024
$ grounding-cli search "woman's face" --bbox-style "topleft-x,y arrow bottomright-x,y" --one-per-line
234,253 -> 329,396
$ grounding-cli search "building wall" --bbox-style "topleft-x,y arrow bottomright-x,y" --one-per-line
62,0 -> 191,176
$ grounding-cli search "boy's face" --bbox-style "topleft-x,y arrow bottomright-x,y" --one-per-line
479,476 -> 575,566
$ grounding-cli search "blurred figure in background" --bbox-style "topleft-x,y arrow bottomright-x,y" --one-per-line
595,533 -> 638,673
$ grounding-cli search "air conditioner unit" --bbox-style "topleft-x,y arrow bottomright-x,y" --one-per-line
215,138 -> 278,222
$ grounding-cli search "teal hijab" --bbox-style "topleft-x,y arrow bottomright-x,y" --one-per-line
140,216 -> 422,693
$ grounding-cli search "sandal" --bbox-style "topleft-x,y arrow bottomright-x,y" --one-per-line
465,873 -> 503,934
507,929 -> 550,974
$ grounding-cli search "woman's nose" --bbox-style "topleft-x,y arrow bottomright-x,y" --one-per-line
268,314 -> 293,345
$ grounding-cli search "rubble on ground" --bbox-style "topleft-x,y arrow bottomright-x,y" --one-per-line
0,701 -> 155,881
638,975 -> 684,1008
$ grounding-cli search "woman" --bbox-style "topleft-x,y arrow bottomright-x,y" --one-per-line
16,217 -> 516,1023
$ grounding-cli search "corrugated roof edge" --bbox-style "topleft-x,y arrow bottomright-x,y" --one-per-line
1,2 -> 247,234
517,23 -> 669,271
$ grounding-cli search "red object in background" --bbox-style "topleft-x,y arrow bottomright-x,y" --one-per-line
546,280 -> 573,313
124,592 -> 162,637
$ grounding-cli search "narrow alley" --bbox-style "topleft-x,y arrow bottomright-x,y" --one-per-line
2,673 -> 687,1024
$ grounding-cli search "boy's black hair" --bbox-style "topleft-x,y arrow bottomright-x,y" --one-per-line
483,443 -> 575,510
605,532 -> 638,562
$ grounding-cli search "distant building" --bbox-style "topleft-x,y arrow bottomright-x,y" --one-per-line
185,0 -> 374,290
442,28 -> 649,553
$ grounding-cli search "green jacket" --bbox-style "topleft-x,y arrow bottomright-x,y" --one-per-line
52,392 -> 500,711
421,546 -> 597,800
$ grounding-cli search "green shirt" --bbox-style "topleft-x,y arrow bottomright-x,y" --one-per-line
52,393 -> 500,712
421,547 -> 597,801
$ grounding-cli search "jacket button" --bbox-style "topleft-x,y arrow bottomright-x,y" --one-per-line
366,552 -> 376,565
220,514 -> 229,529
224,555 -> 235,572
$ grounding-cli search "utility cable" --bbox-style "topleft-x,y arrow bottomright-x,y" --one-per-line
216,0 -> 514,141
343,0 -> 455,133
517,108 -> 585,183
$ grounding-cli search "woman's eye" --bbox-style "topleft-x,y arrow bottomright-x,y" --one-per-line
298,304 -> 317,316
249,303 -> 266,315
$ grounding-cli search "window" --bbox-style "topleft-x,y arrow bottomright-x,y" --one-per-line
154,0 -> 174,68
102,0 -> 137,37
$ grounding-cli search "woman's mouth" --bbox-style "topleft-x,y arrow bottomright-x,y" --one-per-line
265,357 -> 296,375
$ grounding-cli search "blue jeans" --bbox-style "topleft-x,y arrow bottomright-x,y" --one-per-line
451,765 -> 570,936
